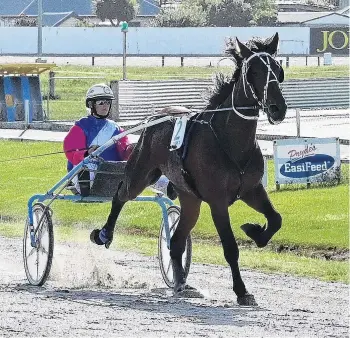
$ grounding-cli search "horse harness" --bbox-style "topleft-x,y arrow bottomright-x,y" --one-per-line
180,110 -> 257,202
179,52 -> 282,201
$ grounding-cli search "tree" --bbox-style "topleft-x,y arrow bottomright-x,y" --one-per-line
94,0 -> 136,26
207,0 -> 254,27
152,3 -> 207,27
246,0 -> 277,26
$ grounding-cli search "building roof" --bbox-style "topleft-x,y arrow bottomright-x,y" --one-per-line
337,5 -> 350,15
277,0 -> 335,10
302,11 -> 350,24
278,9 -> 349,24
0,12 -> 77,27
139,0 -> 160,16
278,11 -> 332,23
0,0 -> 160,16
0,0 -> 92,15
42,11 -> 77,26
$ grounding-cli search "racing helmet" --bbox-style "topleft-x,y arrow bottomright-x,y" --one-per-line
85,83 -> 114,108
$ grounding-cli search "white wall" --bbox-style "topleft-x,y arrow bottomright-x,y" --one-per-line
0,26 -> 310,56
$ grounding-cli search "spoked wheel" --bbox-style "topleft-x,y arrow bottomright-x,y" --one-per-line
158,205 -> 192,288
23,203 -> 54,286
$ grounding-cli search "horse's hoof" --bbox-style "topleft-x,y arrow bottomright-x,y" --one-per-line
173,284 -> 203,298
90,229 -> 104,245
237,293 -> 258,306
174,283 -> 186,294
240,223 -> 267,248
105,240 -> 112,249
90,229 -> 113,247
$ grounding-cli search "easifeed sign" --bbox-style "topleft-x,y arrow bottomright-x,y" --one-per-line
273,138 -> 340,185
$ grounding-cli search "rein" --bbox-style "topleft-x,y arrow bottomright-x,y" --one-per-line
0,148 -> 89,164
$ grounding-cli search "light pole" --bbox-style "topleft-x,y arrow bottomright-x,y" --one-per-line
119,21 -> 128,80
36,0 -> 45,63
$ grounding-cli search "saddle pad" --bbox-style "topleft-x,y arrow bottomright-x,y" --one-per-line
169,115 -> 188,151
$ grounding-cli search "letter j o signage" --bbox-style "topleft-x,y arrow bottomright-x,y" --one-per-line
273,138 -> 340,186
310,27 -> 349,55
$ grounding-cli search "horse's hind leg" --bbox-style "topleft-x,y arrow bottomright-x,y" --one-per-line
118,167 -> 161,201
170,192 -> 201,293
210,202 -> 257,306
240,183 -> 282,248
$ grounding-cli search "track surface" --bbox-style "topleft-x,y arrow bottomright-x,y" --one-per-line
0,236 -> 348,337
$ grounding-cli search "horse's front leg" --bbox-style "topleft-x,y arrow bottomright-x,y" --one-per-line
90,192 -> 125,248
240,183 -> 282,248
210,202 -> 257,306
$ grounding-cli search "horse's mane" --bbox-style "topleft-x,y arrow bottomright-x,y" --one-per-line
204,36 -> 275,110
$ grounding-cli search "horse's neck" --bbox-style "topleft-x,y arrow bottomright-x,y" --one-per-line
219,110 -> 257,154
215,85 -> 258,156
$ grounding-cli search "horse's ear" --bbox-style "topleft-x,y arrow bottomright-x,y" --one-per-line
236,38 -> 253,59
266,32 -> 279,55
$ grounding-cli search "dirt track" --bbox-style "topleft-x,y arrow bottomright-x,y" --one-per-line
0,235 -> 348,337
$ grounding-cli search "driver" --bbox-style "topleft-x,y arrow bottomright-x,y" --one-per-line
63,83 -> 133,195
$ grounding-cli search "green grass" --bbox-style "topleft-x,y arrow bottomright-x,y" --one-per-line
40,64 -> 349,121
0,140 -> 348,250
1,222 -> 347,283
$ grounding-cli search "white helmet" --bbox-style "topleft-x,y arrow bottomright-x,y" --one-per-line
86,83 -> 114,107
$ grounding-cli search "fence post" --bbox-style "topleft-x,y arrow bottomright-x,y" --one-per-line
24,99 -> 30,125
305,56 -> 308,66
286,56 -> 290,68
110,80 -> 120,121
296,108 -> 301,137
317,56 -> 320,66
181,56 -> 184,67
92,57 -> 95,66
162,56 -> 165,67
122,32 -> 127,80
49,71 -> 55,99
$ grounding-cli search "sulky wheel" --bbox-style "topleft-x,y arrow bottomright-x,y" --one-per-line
158,205 -> 192,288
23,203 -> 54,286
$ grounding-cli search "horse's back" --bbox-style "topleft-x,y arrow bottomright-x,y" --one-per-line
157,106 -> 192,116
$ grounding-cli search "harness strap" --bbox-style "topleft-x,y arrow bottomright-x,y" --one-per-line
180,113 -> 205,199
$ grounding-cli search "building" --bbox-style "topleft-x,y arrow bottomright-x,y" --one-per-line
0,0 -> 160,27
277,6 -> 349,26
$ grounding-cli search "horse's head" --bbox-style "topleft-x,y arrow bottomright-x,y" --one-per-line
235,33 -> 287,124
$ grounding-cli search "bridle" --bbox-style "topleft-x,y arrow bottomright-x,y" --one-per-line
232,52 -> 283,121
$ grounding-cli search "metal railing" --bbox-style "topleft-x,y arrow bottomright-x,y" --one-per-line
111,77 -> 349,121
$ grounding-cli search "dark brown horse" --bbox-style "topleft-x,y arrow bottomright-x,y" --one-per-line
91,33 -> 287,306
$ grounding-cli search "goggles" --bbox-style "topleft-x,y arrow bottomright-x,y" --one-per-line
95,99 -> 112,106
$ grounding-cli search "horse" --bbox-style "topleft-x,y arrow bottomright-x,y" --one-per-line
90,32 -> 287,306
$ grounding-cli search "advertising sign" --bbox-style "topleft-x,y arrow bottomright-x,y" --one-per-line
273,138 -> 340,185
310,28 -> 349,55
